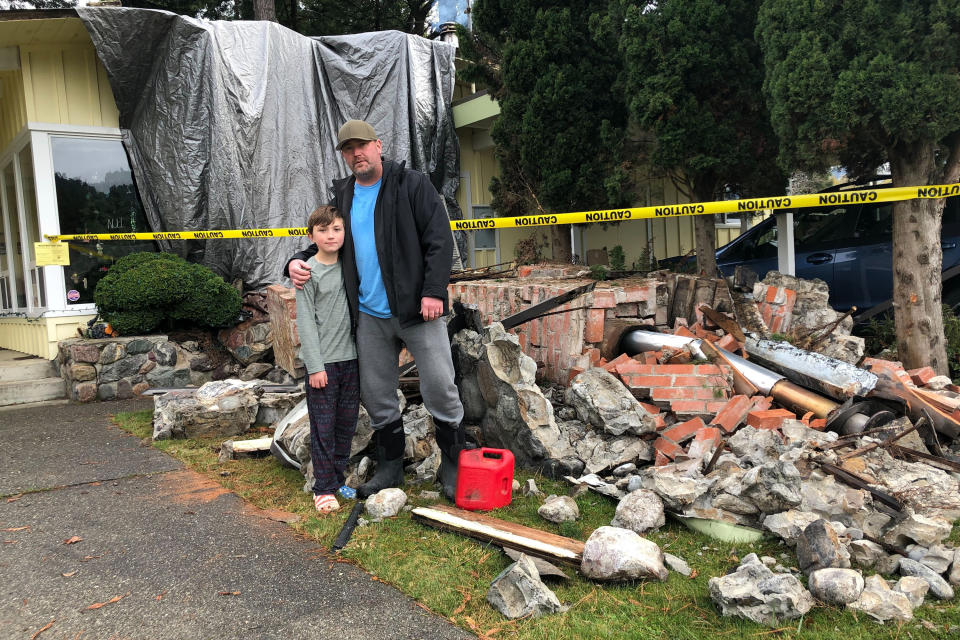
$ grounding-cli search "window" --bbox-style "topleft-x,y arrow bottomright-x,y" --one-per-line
51,137 -> 155,305
471,205 -> 498,268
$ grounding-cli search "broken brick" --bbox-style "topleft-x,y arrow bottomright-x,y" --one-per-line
654,450 -> 671,467
907,366 -> 937,387
709,395 -> 754,433
653,436 -> 684,460
662,417 -> 706,444
687,427 -> 723,459
716,333 -> 740,352
746,408 -> 796,430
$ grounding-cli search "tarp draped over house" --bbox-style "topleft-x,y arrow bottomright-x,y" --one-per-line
76,7 -> 462,289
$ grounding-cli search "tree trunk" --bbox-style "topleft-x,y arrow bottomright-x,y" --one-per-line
692,183 -> 718,277
253,0 -> 277,22
890,142 -> 949,374
551,223 -> 572,264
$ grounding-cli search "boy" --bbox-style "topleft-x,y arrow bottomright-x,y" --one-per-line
295,206 -> 359,513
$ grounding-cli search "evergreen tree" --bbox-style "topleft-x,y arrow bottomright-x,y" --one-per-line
757,0 -> 960,373
610,0 -> 784,277
468,0 -> 628,262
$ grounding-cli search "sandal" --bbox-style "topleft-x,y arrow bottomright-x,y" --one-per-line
314,493 -> 340,514
337,485 -> 357,500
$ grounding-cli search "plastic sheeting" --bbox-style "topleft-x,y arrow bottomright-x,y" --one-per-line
77,7 -> 463,289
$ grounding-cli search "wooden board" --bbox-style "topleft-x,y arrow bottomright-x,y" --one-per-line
411,504 -> 585,568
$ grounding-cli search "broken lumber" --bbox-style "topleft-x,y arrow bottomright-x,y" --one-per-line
411,504 -> 584,568
219,436 -> 273,462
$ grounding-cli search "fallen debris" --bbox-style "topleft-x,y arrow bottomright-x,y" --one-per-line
708,553 -> 814,626
486,554 -> 567,619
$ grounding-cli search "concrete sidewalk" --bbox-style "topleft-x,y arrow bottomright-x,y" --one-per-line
0,399 -> 471,639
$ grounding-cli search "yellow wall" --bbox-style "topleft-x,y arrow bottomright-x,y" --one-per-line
19,43 -> 119,129
0,314 -> 95,360
0,70 -> 27,152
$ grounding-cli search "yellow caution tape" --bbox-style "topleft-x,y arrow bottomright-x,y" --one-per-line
45,183 -> 960,241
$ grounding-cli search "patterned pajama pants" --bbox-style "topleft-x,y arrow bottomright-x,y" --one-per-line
305,359 -> 360,495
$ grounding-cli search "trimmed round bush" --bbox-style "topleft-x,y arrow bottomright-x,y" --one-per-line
94,252 -> 241,335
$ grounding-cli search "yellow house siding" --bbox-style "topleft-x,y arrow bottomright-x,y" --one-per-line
0,315 -> 95,360
0,70 -> 27,151
19,43 -> 119,129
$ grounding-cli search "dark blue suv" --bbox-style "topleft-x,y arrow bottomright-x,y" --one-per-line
711,183 -> 960,315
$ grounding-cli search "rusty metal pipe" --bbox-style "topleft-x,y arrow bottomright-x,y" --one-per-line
768,379 -> 839,419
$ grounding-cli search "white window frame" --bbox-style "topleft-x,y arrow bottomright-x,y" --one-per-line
0,126 -> 35,314
26,123 -> 126,316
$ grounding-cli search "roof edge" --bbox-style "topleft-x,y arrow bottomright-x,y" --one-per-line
0,8 -> 80,22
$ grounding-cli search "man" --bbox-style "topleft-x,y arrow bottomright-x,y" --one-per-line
285,119 -> 465,500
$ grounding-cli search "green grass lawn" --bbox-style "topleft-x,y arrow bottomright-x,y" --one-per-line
114,409 -> 957,639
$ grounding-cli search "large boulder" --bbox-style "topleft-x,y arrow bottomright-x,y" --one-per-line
580,526 -> 667,582
153,379 -> 262,440
808,568 -> 864,605
708,553 -> 814,626
564,368 -> 656,436
611,489 -> 665,534
486,554 -> 565,619
475,323 -> 569,466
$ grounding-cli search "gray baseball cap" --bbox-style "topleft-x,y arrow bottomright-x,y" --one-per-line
336,119 -> 379,150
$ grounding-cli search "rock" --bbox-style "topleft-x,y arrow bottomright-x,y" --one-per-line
256,392 -> 305,426
152,341 -> 179,367
99,342 -> 126,364
152,379 -> 262,440
411,449 -> 440,484
796,519 -> 851,575
580,526 -> 668,582
66,362 -> 97,382
708,553 -> 814,626
799,471 -> 882,535
364,488 -> 407,521
475,323 -> 570,466
726,426 -> 784,467
762,510 -> 821,545
266,366 -> 297,385
907,544 -> 954,574
874,554 -> 903,576
126,338 -> 155,354
486,554 -> 565,619
451,329 -> 486,423
611,489 -> 665,534
883,512 -> 953,548
663,553 -> 692,576
950,549 -> 960,586
402,404 -> 436,462
565,368 -> 656,436
740,461 -> 803,514
240,362 -> 274,381
869,451 -> 960,520
781,420 -> 838,446
894,576 -> 929,608
502,548 -> 570,580
265,285 -> 306,378
97,382 -> 117,401
898,558 -> 955,600
419,490 -> 440,500
612,463 -> 637,477
74,381 -> 98,403
848,539 -> 887,569
146,366 -> 193,389
218,314 -> 273,366
848,575 -> 914,623
808,568 -> 865,605
639,465 -> 712,511
571,428 -> 653,475
523,479 -> 544,498
538,495 -> 579,523
100,353 -> 148,383
512,479 -> 521,493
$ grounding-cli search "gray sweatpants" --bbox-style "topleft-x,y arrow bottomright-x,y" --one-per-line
356,312 -> 464,429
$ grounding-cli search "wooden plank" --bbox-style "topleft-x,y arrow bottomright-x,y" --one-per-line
411,504 -> 584,568
698,338 -> 759,397
699,305 -> 746,343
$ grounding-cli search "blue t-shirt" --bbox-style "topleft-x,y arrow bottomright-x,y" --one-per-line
351,179 -> 392,318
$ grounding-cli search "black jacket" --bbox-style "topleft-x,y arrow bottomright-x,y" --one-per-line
286,160 -> 453,330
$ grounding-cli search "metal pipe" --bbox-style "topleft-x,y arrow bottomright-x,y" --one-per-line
620,330 -> 707,360
768,379 -> 839,419
744,336 -> 878,400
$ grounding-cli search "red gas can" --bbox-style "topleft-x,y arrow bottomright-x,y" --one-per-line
455,447 -> 515,511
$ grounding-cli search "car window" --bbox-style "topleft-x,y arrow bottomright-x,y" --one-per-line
852,204 -> 893,244
796,206 -> 858,249
943,197 -> 960,235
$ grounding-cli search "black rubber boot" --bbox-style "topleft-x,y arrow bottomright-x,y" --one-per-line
435,421 -> 465,501
357,419 -> 405,499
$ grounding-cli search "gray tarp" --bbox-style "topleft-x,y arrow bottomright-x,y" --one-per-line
76,7 -> 463,289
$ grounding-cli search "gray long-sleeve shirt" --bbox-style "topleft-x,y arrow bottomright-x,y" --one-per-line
295,256 -> 357,374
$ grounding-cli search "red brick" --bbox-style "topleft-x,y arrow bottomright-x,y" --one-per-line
662,417 -> 706,444
862,357 -> 909,382
628,375 -> 674,390
751,396 -> 774,412
687,427 -> 723,459
694,364 -> 723,375
674,325 -> 697,338
653,413 -> 667,430
664,350 -> 693,365
706,400 -> 729,414
673,317 -> 689,330
809,418 -> 826,430
642,351 -> 660,365
746,408 -> 796,430
592,289 -> 617,308
673,375 -> 711,387
651,387 -> 699,401
654,450 -> 671,466
694,426 -> 723,444
670,400 -> 709,419
517,265 -> 534,278
654,436 -> 684,459
638,401 -> 661,415
567,367 -> 585,384
585,309 -> 605,343
709,395 -> 754,433
603,353 -> 633,372
652,364 -> 698,375
614,360 -> 648,376
716,334 -> 739,352
765,285 -> 778,303
907,366 -> 937,387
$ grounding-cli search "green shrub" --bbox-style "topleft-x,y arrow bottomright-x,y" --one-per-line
609,245 -> 626,271
94,252 -> 241,335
